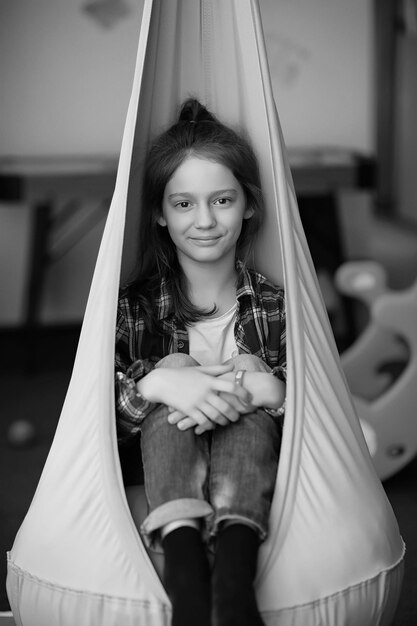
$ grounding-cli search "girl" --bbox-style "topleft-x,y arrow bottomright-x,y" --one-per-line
115,99 -> 286,626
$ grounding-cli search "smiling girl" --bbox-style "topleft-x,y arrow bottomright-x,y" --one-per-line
115,99 -> 286,626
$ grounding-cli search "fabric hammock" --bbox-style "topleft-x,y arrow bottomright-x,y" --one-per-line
7,1 -> 405,624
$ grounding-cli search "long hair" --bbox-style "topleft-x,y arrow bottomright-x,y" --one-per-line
127,98 -> 264,331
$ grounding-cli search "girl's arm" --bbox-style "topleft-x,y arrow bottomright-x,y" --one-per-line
115,301 -> 159,442
137,363 -> 252,432
169,371 -> 285,434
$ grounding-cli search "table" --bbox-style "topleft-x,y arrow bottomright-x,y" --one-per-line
288,148 -> 375,347
0,156 -> 117,329
287,147 -> 374,194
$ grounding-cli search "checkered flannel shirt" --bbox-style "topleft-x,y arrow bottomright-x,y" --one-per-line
115,263 -> 286,441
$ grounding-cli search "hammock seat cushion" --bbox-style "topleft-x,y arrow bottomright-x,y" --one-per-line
7,1 -> 404,624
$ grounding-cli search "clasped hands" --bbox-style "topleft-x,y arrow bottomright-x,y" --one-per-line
166,363 -> 255,434
137,361 -> 284,435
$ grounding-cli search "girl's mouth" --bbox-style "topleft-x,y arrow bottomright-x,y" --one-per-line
190,236 -> 221,245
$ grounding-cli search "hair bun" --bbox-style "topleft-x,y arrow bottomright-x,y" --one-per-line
178,98 -> 215,124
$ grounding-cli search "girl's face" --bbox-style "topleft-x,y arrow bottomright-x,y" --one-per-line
159,156 -> 253,269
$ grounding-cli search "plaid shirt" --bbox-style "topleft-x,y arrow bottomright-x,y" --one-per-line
115,264 -> 286,440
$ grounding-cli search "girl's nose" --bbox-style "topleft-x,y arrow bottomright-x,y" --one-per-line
194,203 -> 216,228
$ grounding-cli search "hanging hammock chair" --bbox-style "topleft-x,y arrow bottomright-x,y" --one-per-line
7,1 -> 405,625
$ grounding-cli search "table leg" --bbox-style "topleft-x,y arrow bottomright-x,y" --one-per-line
23,202 -> 52,371
297,193 -> 357,349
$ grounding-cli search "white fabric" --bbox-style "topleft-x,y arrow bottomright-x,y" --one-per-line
188,304 -> 238,365
7,1 -> 404,625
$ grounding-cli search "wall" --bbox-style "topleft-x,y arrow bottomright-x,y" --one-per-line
0,0 -> 144,157
262,0 -> 373,151
0,0 -> 373,325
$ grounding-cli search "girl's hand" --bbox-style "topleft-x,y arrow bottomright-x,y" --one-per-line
137,363 -> 252,433
167,370 -> 256,435
167,409 -> 214,434
167,390 -> 255,435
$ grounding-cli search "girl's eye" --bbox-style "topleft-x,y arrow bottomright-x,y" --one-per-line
175,201 -> 192,209
214,197 -> 231,206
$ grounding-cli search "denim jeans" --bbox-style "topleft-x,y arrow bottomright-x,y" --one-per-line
139,353 -> 282,547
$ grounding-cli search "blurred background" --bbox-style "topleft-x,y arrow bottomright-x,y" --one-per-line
1,0 -> 416,623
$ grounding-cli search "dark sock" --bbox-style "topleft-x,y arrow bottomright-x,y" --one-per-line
162,526 -> 211,626
212,524 -> 265,626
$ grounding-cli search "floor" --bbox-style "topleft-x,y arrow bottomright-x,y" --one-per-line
0,330 -> 416,624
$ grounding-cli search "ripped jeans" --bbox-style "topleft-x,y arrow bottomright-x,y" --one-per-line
139,353 -> 282,548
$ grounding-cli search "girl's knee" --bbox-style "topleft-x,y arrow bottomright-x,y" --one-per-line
231,353 -> 270,373
156,353 -> 199,369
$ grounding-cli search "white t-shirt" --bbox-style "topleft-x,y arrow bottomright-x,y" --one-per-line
188,304 -> 239,366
